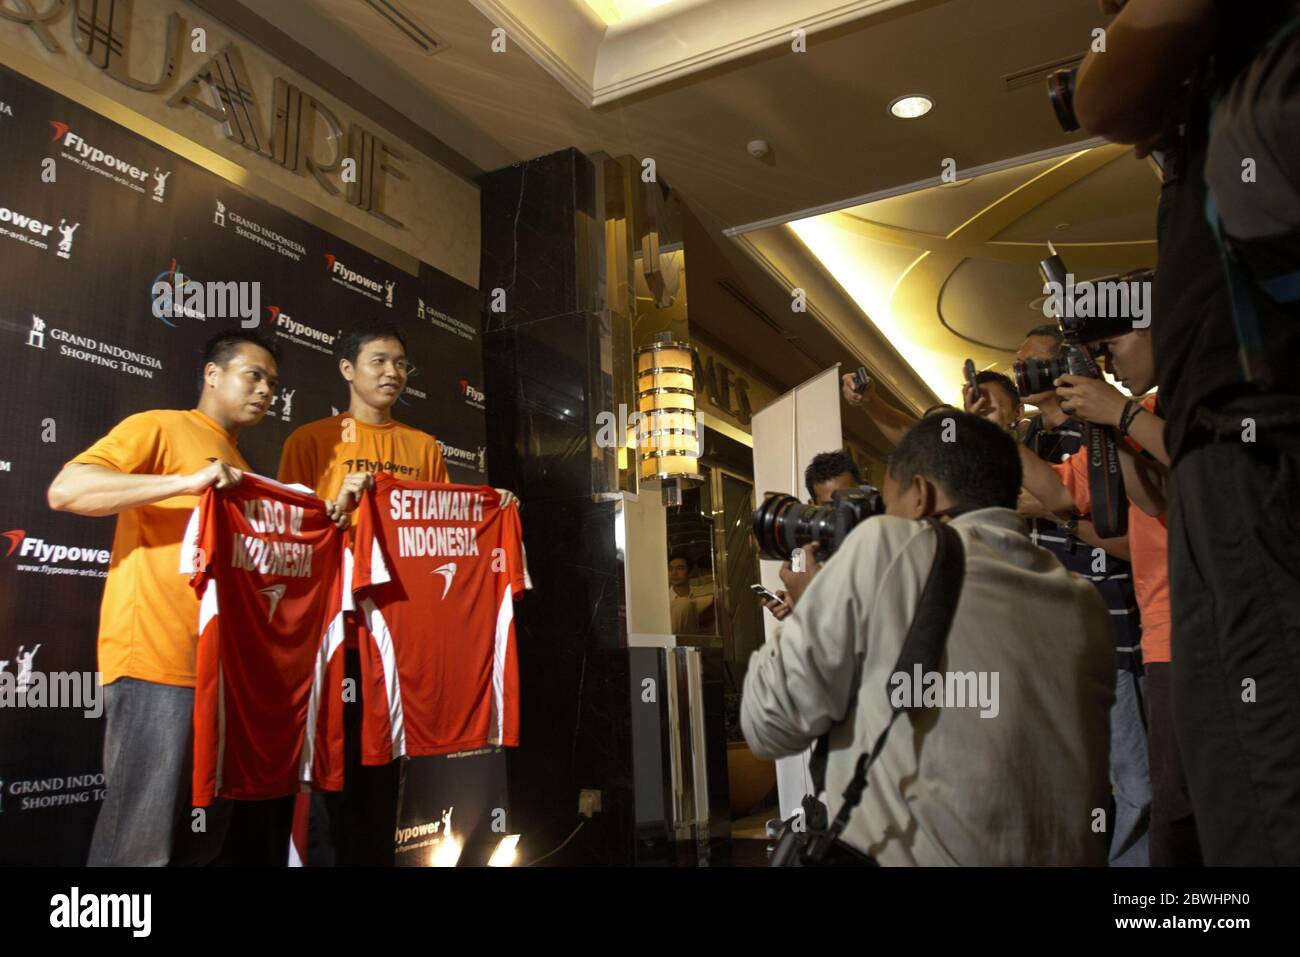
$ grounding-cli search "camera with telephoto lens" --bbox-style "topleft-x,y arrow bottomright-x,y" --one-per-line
1047,2 -> 1127,132
1047,67 -> 1081,133
1014,343 -> 1103,397
752,485 -> 885,563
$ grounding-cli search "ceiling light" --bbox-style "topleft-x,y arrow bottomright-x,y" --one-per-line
889,95 -> 934,119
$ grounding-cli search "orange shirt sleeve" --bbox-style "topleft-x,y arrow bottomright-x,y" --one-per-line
427,437 -> 449,484
68,412 -> 166,474
1051,448 -> 1091,517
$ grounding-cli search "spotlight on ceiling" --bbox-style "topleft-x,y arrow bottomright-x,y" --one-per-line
889,94 -> 934,119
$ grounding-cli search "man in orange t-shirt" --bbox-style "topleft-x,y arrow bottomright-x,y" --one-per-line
278,318 -> 516,866
1018,326 -> 1199,866
47,332 -> 279,866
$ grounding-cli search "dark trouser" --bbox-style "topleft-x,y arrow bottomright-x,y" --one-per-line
87,677 -> 231,866
212,797 -> 295,866
1168,423 -> 1300,864
1143,662 -> 1202,866
306,647 -> 400,866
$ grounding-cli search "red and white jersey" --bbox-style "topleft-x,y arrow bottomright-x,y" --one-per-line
182,473 -> 349,805
351,474 -> 529,764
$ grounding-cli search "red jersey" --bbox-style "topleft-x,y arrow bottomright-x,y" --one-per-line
351,474 -> 528,764
183,473 -> 349,805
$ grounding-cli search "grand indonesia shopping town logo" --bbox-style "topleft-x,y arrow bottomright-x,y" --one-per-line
213,198 -> 306,262
23,314 -> 165,380
4,774 -> 108,815
418,296 -> 477,342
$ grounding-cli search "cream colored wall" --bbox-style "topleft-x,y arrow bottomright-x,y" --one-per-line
0,0 -> 479,286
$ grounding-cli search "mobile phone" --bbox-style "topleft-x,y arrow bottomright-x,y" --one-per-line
963,358 -> 978,400
853,366 -> 871,394
750,583 -> 782,604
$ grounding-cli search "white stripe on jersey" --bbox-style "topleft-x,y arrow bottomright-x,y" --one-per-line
180,507 -> 202,573
488,582 -> 515,746
199,579 -> 225,796
302,606 -> 348,786
361,598 -> 405,760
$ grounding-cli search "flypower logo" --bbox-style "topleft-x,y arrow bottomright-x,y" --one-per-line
268,306 -> 339,357
437,442 -> 487,473
458,378 -> 485,410
0,202 -> 55,253
48,120 -> 163,200
324,253 -> 393,307
3,529 -> 110,577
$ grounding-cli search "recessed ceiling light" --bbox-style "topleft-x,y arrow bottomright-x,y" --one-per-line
889,95 -> 934,119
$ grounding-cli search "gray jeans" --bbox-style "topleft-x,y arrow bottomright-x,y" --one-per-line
87,677 -> 230,866
1108,668 -> 1151,866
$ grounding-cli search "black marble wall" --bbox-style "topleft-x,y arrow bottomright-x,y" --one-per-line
479,149 -> 636,865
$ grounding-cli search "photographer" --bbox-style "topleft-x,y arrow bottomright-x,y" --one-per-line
759,451 -> 863,622
972,326 -> 1148,865
840,370 -> 1020,441
741,413 -> 1115,865
1017,326 -> 1200,866
1076,0 -> 1300,863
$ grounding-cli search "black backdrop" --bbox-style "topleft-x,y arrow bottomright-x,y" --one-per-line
0,63 -> 495,865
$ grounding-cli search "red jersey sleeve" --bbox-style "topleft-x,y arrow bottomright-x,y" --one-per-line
351,473 -> 393,596
499,503 -> 530,598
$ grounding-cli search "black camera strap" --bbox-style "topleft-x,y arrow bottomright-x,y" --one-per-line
1084,423 -> 1129,538
799,516 -> 966,865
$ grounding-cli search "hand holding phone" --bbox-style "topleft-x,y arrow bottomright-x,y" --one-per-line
962,358 -> 980,408
854,366 -> 871,395
750,582 -> 782,603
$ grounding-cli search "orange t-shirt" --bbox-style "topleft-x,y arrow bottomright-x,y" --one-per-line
277,414 -> 449,653
276,413 -> 448,500
68,409 -> 251,687
1052,395 -> 1170,663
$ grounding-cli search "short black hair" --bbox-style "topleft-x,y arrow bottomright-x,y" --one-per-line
922,403 -> 957,418
668,551 -> 694,570
198,331 -> 277,390
337,319 -> 408,366
1024,324 -> 1064,348
975,370 -> 1020,408
804,450 -> 861,501
887,411 -> 1021,511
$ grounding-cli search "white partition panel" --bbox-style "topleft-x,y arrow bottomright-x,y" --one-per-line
749,365 -> 844,822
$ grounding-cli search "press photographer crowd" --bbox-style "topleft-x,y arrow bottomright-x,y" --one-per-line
741,0 -> 1300,867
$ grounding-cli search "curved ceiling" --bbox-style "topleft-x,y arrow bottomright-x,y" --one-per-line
787,145 -> 1161,405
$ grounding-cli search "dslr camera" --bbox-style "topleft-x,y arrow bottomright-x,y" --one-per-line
752,485 -> 885,562
1014,246 -> 1152,394
1047,1 -> 1128,133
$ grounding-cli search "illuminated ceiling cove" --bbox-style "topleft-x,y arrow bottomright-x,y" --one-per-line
787,145 -> 1160,406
